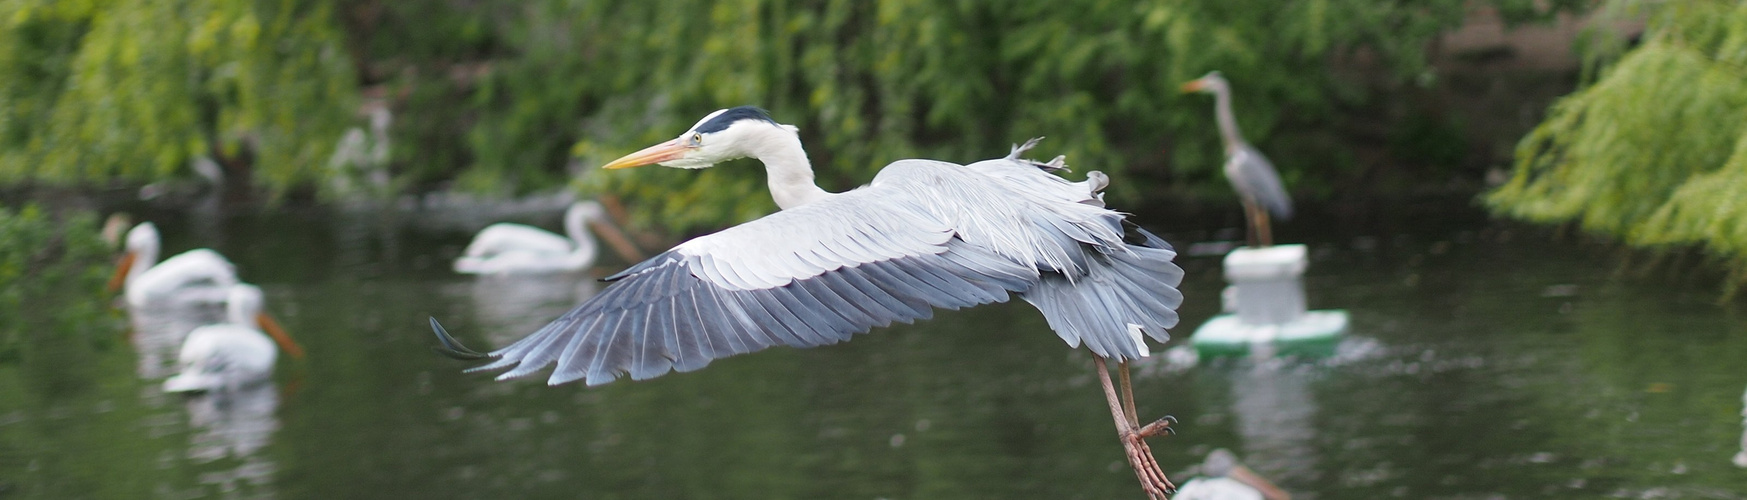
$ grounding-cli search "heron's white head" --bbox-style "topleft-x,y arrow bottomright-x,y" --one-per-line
1181,71 -> 1230,95
600,106 -> 799,170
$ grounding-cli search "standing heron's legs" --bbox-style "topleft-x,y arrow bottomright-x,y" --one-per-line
1253,207 -> 1274,247
1094,356 -> 1176,499
1239,201 -> 1260,248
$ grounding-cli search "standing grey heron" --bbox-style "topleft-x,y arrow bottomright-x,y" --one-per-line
431,106 -> 1186,498
1182,71 -> 1293,247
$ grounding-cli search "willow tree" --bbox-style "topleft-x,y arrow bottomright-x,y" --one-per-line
418,0 -> 1585,232
1487,0 -> 1747,288
0,0 -> 356,192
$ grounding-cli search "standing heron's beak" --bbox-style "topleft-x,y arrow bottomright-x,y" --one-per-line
601,140 -> 691,170
107,252 -> 136,293
257,313 -> 305,359
1180,79 -> 1207,93
1228,465 -> 1292,500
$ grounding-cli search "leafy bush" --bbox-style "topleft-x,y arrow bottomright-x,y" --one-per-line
1486,0 -> 1747,289
0,0 -> 356,192
0,204 -> 116,361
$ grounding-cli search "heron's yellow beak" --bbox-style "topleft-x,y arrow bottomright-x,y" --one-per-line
601,140 -> 691,170
107,251 -> 136,293
257,312 -> 305,359
1180,79 -> 1207,93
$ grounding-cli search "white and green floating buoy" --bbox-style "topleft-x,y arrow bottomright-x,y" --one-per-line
1189,244 -> 1348,358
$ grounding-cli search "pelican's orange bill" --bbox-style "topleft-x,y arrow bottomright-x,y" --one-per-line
257,312 -> 305,359
1180,79 -> 1207,92
1229,465 -> 1292,500
601,140 -> 689,169
107,252 -> 136,293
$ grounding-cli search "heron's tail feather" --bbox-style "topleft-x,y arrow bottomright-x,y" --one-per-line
1005,137 -> 1070,172
430,317 -> 494,360
1020,236 -> 1183,361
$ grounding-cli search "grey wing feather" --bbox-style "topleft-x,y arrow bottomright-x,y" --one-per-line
470,187 -> 1039,386
897,155 -> 1185,360
449,147 -> 1187,385
1228,145 -> 1293,219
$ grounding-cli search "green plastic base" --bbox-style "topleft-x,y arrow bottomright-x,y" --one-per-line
1189,310 -> 1349,358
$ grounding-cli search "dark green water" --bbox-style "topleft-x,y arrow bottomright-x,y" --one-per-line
2,198 -> 1744,499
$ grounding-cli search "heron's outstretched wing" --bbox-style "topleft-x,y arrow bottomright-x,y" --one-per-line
456,187 -> 1039,386
1228,145 -> 1292,219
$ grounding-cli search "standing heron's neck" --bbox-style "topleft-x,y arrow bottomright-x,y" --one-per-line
748,128 -> 831,209
1213,87 -> 1247,153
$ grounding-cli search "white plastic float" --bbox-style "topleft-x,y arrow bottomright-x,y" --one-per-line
1189,244 -> 1348,358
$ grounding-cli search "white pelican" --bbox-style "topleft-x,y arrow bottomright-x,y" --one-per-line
454,201 -> 619,274
109,222 -> 238,308
432,107 -> 1186,497
1174,449 -> 1291,500
164,284 -> 304,393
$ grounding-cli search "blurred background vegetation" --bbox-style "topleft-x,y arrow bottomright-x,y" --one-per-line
1487,0 -> 1747,291
0,204 -> 115,362
3,0 -> 1593,232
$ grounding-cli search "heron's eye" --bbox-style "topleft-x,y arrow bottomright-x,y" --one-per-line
690,133 -> 703,145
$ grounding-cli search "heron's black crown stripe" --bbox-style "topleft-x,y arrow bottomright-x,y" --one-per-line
694,106 -> 777,134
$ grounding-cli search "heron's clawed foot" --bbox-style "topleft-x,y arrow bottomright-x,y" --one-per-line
1137,415 -> 1178,438
429,317 -> 492,360
1121,430 -> 1178,499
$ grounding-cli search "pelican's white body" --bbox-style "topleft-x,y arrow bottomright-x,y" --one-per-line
1174,478 -> 1265,500
120,223 -> 238,308
164,285 -> 278,392
455,201 -> 604,274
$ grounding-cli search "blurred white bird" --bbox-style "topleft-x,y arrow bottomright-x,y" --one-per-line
1735,385 -> 1746,468
110,222 -> 238,308
1174,449 -> 1291,500
454,201 -> 627,274
164,284 -> 304,393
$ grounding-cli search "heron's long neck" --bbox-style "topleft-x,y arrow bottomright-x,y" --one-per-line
1213,88 -> 1246,153
749,129 -> 831,209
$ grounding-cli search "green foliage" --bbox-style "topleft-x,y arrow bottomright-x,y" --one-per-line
1,0 -> 1588,228
0,204 -> 116,361
0,0 -> 356,193
390,0 -> 1573,232
1487,0 -> 1747,288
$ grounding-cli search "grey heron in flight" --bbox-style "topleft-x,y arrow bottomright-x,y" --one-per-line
1182,71 -> 1293,247
431,106 -> 1186,498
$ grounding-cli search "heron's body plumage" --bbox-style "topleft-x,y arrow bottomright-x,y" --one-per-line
471,144 -> 1183,386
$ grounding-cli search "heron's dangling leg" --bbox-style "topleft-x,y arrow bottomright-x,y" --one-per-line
1094,356 -> 1176,499
1119,361 -> 1178,439
1118,361 -> 1139,427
